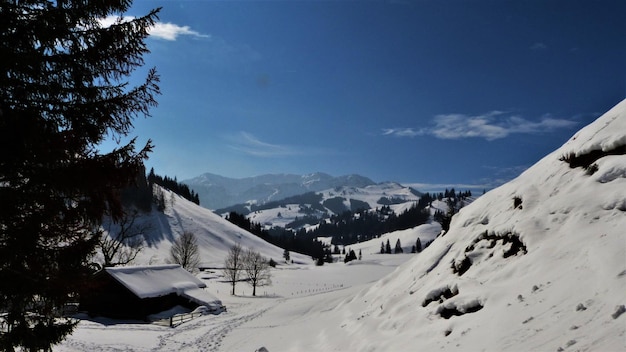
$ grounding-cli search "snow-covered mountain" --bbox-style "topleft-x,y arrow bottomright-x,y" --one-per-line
182,172 -> 375,210
219,181 -> 425,230
297,99 -> 626,351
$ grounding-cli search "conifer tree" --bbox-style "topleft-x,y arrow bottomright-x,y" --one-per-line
394,239 -> 403,254
385,239 -> 392,254
380,242 -> 385,254
0,2 -> 159,350
416,237 -> 422,253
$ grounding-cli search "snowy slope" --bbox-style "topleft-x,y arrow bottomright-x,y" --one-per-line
127,188 -> 310,267
296,99 -> 626,351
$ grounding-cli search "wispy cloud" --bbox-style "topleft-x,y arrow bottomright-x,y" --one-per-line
383,111 -> 578,141
227,132 -> 300,157
150,22 -> 209,41
382,128 -> 422,137
98,16 -> 209,41
530,42 -> 547,50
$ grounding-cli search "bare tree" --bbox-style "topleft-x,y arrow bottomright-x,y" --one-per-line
169,231 -> 200,272
223,243 -> 244,295
100,210 -> 149,267
242,248 -> 272,296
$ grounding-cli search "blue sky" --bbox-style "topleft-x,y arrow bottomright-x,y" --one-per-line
105,0 -> 625,189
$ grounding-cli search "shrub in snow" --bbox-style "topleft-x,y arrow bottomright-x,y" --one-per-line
560,144 -> 626,170
464,230 -> 527,259
451,256 -> 472,276
422,284 -> 459,307
612,305 -> 626,319
513,196 -> 523,210
436,300 -> 484,319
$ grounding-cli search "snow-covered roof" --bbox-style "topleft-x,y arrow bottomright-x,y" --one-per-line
104,265 -> 220,307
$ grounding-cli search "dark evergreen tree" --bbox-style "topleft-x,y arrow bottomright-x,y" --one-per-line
380,242 -> 385,254
358,249 -> 362,260
411,245 -> 416,253
416,237 -> 422,253
147,170 -> 200,205
283,249 -> 290,262
394,239 -> 403,254
344,249 -> 357,263
0,2 -> 159,350
385,239 -> 392,254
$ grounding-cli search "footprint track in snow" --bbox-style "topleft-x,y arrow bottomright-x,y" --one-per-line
151,305 -> 274,352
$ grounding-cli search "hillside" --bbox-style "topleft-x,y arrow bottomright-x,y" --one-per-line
182,172 -> 375,210
287,99 -> 626,351
118,187 -> 311,268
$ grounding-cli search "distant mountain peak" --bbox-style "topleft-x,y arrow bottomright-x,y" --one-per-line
182,172 -> 376,210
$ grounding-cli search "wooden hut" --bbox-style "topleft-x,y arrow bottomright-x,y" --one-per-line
80,264 -> 222,320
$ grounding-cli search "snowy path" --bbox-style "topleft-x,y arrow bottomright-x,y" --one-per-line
152,302 -> 277,352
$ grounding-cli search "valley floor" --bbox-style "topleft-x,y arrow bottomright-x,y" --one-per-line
55,253 -> 412,352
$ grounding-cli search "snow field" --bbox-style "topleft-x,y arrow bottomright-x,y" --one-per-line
55,252 -> 417,352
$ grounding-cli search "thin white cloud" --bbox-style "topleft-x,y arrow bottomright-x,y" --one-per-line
227,132 -> 299,157
383,112 -> 578,141
531,42 -> 547,50
382,128 -> 423,137
431,113 -> 509,140
150,21 -> 209,41
98,16 -> 209,41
